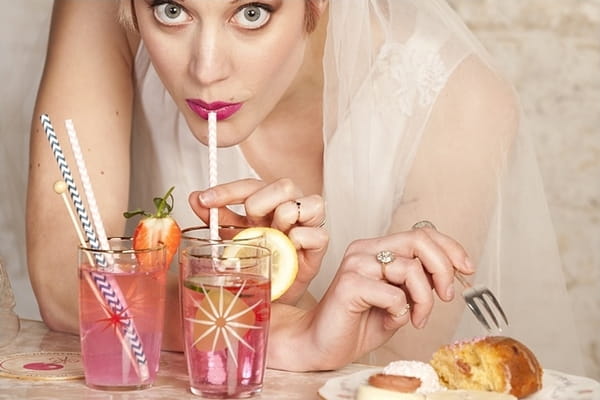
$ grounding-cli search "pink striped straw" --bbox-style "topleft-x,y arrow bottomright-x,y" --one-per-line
40,114 -> 149,380
208,111 -> 219,242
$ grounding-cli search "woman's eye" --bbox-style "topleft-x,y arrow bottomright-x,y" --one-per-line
232,5 -> 271,30
153,2 -> 192,26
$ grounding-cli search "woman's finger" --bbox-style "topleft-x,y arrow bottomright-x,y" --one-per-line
272,194 -> 326,232
192,178 -> 305,226
195,179 -> 269,207
341,251 -> 434,329
188,192 -> 249,226
401,229 -> 456,301
352,231 -> 463,302
328,271 -> 412,329
189,178 -> 296,225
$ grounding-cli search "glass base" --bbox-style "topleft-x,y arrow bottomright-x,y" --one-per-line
86,382 -> 153,391
190,386 -> 262,398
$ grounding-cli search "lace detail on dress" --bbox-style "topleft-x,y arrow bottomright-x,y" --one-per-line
373,41 -> 447,116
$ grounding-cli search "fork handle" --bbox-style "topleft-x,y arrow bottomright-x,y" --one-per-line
454,270 -> 471,289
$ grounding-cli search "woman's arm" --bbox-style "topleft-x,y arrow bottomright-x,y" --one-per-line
386,55 -> 519,360
27,0 -> 138,334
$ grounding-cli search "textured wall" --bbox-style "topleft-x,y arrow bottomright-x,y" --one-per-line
448,0 -> 600,380
0,1 -> 51,321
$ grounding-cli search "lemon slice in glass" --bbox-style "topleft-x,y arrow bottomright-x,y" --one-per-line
232,227 -> 298,301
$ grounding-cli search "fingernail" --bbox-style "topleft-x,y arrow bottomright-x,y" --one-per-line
464,256 -> 475,272
446,284 -> 455,300
198,190 -> 216,206
417,316 -> 428,329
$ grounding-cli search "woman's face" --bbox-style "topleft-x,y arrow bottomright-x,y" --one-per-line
134,0 -> 312,147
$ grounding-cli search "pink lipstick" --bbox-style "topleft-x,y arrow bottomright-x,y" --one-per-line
186,99 -> 243,121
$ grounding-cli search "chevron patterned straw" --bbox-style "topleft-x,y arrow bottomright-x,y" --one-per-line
40,113 -> 149,380
41,115 -> 105,266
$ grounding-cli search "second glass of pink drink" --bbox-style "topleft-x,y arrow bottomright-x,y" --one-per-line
78,237 -> 167,390
179,242 -> 271,398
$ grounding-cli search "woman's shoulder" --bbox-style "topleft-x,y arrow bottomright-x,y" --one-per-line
444,55 -> 520,131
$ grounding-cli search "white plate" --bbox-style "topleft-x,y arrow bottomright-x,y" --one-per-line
318,368 -> 600,400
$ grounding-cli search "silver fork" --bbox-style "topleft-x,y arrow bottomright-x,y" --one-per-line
411,220 -> 509,331
454,271 -> 509,331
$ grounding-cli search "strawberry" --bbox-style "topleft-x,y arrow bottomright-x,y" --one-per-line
124,186 -> 182,268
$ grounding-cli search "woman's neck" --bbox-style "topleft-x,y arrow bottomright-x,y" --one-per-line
238,11 -> 329,195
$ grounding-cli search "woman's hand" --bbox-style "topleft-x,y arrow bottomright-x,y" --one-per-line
188,178 -> 328,305
270,225 -> 474,371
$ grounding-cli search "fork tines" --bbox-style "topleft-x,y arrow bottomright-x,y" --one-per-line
464,285 -> 509,331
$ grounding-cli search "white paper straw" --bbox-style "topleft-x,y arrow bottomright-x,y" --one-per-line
208,112 -> 219,241
65,120 -> 112,254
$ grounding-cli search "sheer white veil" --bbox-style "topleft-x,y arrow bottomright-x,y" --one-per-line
313,0 -> 584,373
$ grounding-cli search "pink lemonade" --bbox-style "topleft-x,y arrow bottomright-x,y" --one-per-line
79,264 -> 167,390
182,274 -> 270,398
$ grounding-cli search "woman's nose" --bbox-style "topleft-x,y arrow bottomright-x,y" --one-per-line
188,27 -> 231,86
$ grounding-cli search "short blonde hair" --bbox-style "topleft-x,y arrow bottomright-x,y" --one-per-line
118,0 -> 137,31
118,0 -> 321,33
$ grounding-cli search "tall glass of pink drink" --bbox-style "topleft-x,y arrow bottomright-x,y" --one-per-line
179,242 -> 271,398
78,237 -> 167,390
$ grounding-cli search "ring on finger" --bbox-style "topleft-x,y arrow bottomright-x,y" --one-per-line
376,250 -> 395,278
411,220 -> 436,230
395,303 -> 410,317
295,200 -> 302,223
317,216 -> 326,228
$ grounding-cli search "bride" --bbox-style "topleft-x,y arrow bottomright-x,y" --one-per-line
23,0 -> 582,372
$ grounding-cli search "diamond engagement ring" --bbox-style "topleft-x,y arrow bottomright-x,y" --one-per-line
376,250 -> 395,277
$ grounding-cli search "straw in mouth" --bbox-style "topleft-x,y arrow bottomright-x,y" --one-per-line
208,111 -> 220,242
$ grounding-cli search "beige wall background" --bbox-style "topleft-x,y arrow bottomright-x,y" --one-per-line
447,0 -> 600,380
1,0 -> 598,379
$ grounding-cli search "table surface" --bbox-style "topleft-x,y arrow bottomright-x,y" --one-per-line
0,319 -> 369,400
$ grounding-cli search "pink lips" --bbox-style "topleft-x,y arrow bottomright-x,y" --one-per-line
186,99 -> 243,121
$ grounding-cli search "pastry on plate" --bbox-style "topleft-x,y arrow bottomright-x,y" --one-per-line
430,336 -> 542,398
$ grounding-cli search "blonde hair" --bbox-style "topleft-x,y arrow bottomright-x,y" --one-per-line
118,0 -> 137,31
118,0 -> 321,33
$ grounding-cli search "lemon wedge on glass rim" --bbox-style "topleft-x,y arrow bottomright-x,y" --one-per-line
229,227 -> 298,301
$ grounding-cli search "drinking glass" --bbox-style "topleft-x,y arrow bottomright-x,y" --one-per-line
179,242 -> 271,398
181,225 -> 265,245
78,238 -> 167,390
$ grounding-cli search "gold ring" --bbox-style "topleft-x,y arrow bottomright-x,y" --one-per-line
398,304 -> 410,317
